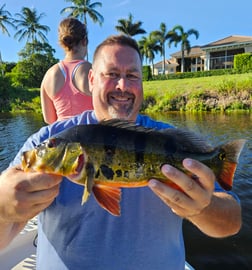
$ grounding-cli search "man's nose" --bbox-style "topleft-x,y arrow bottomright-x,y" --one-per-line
116,76 -> 129,91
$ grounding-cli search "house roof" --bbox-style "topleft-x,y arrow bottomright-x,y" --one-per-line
154,59 -> 178,68
170,46 -> 205,58
154,35 -> 252,64
201,35 -> 252,49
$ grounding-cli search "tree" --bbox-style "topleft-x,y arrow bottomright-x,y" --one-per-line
138,34 -> 161,73
18,40 -> 56,59
151,22 -> 173,74
115,13 -> 146,37
9,41 -> 58,88
0,4 -> 16,36
169,25 -> 199,72
61,0 -> 104,59
14,7 -> 50,44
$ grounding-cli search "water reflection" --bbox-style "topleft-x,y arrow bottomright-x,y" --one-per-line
0,113 -> 45,171
0,112 -> 251,269
148,111 -> 252,270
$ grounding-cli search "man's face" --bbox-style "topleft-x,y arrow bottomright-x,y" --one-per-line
89,44 -> 143,122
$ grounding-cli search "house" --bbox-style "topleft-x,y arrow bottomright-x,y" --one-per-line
170,46 -> 205,72
153,58 -> 178,75
201,35 -> 252,70
155,35 -> 252,72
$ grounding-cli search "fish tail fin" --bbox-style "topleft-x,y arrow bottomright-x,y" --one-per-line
92,185 -> 121,216
217,139 -> 247,190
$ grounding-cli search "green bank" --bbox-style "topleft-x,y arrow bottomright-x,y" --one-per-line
0,73 -> 252,113
142,73 -> 252,112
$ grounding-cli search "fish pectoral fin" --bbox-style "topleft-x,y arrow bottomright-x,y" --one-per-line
92,185 -> 121,216
81,172 -> 94,205
81,187 -> 92,205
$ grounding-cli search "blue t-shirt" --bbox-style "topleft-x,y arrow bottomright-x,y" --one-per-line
10,111 -> 237,270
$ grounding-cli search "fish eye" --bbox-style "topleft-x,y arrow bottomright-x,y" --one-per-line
47,138 -> 57,148
219,153 -> 226,160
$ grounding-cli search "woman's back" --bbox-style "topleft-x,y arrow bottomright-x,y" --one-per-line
40,17 -> 93,124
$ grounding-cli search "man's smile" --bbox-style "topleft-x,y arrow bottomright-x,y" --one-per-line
108,92 -> 134,105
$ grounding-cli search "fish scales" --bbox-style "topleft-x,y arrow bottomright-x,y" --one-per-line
68,124 -> 181,184
83,128 -> 160,183
21,119 -> 247,216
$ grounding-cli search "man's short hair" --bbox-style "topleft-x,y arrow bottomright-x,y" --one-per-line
93,35 -> 142,64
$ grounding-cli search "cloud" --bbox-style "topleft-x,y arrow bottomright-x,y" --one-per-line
114,0 -> 130,8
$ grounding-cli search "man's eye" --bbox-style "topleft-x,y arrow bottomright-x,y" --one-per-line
105,73 -> 118,79
127,74 -> 139,81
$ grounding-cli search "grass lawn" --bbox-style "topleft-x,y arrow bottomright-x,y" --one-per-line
142,73 -> 252,112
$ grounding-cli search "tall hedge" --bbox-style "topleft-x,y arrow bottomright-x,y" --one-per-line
142,65 -> 152,81
234,53 -> 252,72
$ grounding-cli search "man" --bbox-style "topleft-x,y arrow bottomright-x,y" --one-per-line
0,35 -> 241,270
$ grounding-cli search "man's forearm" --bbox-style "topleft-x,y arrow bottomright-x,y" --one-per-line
188,192 -> 242,238
0,221 -> 27,250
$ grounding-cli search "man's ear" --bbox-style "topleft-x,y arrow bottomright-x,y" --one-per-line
88,69 -> 94,92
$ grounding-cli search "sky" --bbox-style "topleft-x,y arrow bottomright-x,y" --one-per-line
1,0 -> 252,63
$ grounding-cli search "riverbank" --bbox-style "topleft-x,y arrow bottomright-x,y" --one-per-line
142,73 -> 252,113
1,73 -> 252,113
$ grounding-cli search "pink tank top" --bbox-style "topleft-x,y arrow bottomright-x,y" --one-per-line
52,60 -> 93,121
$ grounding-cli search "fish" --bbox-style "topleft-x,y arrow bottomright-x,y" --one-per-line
21,119 -> 246,216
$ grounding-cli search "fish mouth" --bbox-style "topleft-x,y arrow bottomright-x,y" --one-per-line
22,150 -> 36,172
68,154 -> 85,181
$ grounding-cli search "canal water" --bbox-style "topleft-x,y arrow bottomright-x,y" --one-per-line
0,112 -> 251,269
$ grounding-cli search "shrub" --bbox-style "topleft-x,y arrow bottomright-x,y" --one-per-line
142,65 -> 152,81
234,53 -> 252,72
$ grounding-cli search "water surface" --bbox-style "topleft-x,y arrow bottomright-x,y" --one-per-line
0,112 -> 251,269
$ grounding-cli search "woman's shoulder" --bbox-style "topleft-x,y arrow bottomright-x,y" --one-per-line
41,63 -> 62,84
41,62 -> 65,94
75,60 -> 92,71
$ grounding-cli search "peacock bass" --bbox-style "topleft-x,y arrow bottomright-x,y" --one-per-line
21,119 -> 246,216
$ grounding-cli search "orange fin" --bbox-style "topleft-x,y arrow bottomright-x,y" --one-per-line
217,161 -> 237,190
217,139 -> 246,190
92,185 -> 121,216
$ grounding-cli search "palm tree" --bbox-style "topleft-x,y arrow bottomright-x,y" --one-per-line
14,7 -> 50,44
115,13 -> 146,37
0,4 -> 16,36
168,25 -> 199,72
61,0 -> 104,59
138,34 -> 161,73
151,22 -> 173,74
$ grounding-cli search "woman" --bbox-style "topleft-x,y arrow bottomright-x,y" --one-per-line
40,17 -> 93,124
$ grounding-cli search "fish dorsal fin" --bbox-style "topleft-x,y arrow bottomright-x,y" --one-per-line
92,184 -> 121,216
160,128 -> 214,153
99,119 -> 153,133
100,119 -> 213,153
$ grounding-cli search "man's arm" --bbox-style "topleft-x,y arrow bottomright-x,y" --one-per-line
187,192 -> 241,237
0,166 -> 62,249
148,158 -> 242,237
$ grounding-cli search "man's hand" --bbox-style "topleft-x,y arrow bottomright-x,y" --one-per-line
0,166 -> 62,223
148,158 -> 241,237
148,158 -> 215,218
